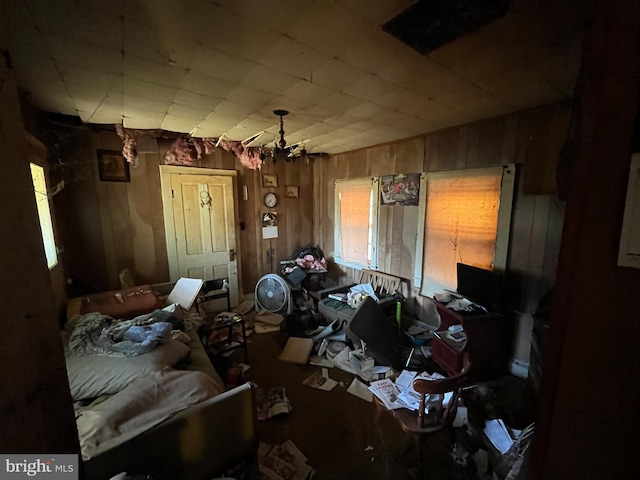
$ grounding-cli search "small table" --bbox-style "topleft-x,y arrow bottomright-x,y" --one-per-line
200,313 -> 248,363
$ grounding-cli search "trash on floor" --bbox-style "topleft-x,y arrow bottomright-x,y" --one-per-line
303,369 -> 338,391
256,386 -> 292,421
259,440 -> 315,480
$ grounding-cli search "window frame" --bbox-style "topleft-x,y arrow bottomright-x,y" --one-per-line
334,177 -> 380,270
30,161 -> 59,270
413,164 -> 516,296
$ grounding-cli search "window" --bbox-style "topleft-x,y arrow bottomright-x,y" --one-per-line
334,177 -> 379,269
415,165 -> 515,297
30,163 -> 58,269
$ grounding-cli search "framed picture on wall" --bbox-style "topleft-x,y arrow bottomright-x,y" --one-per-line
380,173 -> 420,206
98,149 -> 130,182
262,174 -> 278,188
285,185 -> 299,198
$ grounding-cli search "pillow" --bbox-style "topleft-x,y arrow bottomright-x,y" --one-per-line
66,340 -> 190,401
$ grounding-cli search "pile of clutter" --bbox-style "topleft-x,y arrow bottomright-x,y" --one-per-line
281,244 -> 327,283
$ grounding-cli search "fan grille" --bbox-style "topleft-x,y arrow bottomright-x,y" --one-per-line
256,276 -> 288,312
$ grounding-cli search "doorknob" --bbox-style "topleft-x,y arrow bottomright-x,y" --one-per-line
229,249 -> 236,261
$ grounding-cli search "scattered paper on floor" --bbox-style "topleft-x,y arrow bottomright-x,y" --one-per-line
303,370 -> 337,391
260,440 -> 313,480
347,377 -> 373,402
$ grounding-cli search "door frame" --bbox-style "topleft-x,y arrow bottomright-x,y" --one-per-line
159,165 -> 241,287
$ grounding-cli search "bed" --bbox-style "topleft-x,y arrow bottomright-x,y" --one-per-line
64,284 -> 259,480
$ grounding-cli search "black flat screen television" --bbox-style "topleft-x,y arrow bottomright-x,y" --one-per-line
456,263 -> 504,310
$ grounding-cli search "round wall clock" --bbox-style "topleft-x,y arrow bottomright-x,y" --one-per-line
263,192 -> 278,208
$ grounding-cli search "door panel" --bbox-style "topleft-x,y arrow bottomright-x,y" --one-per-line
169,173 -> 238,307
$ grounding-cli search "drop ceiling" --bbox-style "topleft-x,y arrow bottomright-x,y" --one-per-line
5,0 -> 587,155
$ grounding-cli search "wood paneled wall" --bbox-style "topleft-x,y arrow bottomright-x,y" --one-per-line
313,103 -> 571,366
54,130 -> 316,296
0,23 -> 78,452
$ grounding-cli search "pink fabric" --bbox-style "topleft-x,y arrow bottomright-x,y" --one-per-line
218,139 -> 263,170
115,125 -> 142,164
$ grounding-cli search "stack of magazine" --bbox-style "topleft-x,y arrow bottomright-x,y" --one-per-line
368,370 -> 452,411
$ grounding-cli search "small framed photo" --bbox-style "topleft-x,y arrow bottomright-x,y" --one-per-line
285,185 -> 299,198
262,174 -> 278,188
98,149 -> 130,182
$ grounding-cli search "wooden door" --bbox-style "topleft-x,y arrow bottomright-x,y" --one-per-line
162,169 -> 238,308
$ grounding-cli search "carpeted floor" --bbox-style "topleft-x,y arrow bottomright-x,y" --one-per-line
217,311 -> 537,480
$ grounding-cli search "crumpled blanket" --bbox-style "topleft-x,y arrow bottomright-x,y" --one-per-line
76,367 -> 222,460
69,310 -> 180,357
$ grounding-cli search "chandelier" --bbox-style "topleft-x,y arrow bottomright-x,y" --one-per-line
270,110 -> 306,163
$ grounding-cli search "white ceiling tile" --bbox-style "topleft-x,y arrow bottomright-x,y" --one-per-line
343,75 -> 397,101
7,25 -> 48,58
190,46 -> 258,84
345,102 -> 389,120
338,30 -> 411,75
123,94 -> 170,114
241,65 -> 300,94
310,59 -> 368,91
199,7 -> 283,63
87,104 -> 123,124
180,71 -> 235,98
378,54 -> 443,91
260,37 -> 331,80
123,20 -> 197,69
12,54 -> 60,84
123,77 -> 177,103
124,112 -> 168,130
289,3 -> 376,57
192,119 -> 234,138
283,81 -> 334,105
44,34 -> 123,74
123,53 -> 187,89
226,86 -> 275,109
30,0 -> 122,50
336,0 -> 413,24
323,114 -> 362,128
375,88 -> 424,110
57,62 -> 121,91
126,0 -> 216,43
172,90 -> 224,111
211,101 -> 258,126
161,115 -> 200,134
26,81 -> 76,112
167,103 -> 211,121
298,104 -> 343,120
222,0 -> 312,36
7,0 -> 585,154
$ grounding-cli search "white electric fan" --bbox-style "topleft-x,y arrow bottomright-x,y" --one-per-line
254,274 -> 293,314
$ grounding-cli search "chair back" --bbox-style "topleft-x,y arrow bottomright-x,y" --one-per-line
412,353 -> 471,429
358,269 -> 402,297
196,278 -> 231,313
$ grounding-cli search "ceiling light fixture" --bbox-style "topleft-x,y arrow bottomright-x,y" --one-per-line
271,109 -> 306,163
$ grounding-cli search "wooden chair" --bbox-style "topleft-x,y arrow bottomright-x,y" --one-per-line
196,278 -> 231,315
374,353 -> 471,477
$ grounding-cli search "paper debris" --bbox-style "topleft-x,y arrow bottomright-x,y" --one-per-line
347,377 -> 373,402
